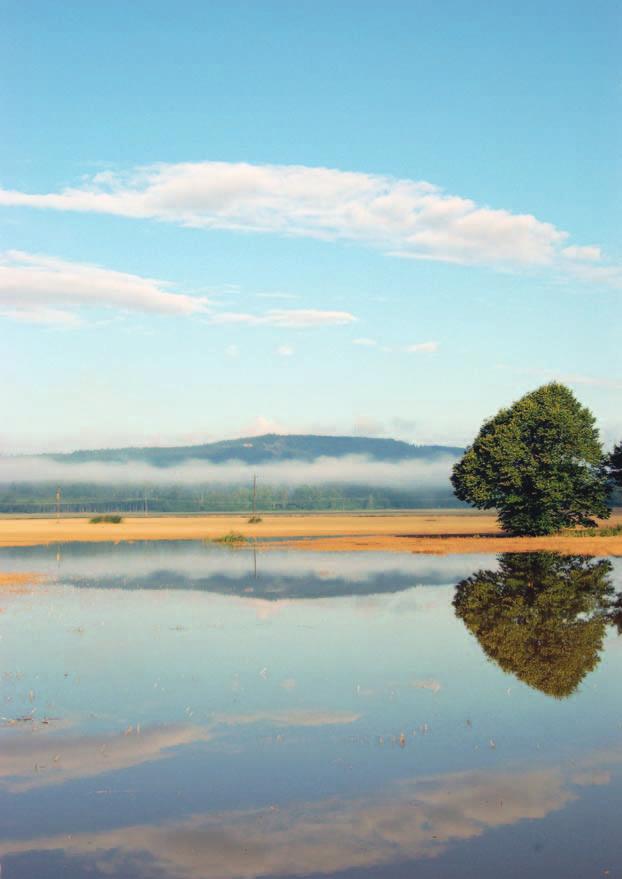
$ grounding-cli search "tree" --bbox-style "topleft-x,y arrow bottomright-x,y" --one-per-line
608,442 -> 622,489
451,383 -> 610,535
453,553 -> 617,699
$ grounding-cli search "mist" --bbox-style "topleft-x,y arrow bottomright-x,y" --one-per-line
0,453 -> 458,489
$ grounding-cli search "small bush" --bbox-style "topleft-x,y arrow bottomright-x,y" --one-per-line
89,514 -> 123,524
248,515 -> 263,524
213,531 -> 248,545
569,523 -> 622,538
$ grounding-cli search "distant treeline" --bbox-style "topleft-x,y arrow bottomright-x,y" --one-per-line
0,481 -> 464,514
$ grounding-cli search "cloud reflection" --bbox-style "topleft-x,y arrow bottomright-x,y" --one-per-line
1,759 -> 610,878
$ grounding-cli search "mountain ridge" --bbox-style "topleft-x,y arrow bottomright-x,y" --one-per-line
47,433 -> 464,467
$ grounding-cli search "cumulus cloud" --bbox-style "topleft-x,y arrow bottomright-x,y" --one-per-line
0,251 -> 356,328
0,250 -> 208,325
352,337 -> 378,346
0,160 -> 600,270
562,245 -> 602,262
210,308 -> 355,328
406,340 -> 439,353
0,453 -> 458,488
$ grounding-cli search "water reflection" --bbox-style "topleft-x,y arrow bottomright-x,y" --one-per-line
2,749 -> 620,879
1,544 -> 622,878
454,553 -> 619,698
0,540 -> 483,598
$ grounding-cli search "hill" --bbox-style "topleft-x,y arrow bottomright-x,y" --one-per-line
50,433 -> 463,467
0,434 -> 465,514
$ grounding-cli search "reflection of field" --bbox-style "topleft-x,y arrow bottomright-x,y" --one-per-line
0,511 -> 620,555
0,572 -> 45,593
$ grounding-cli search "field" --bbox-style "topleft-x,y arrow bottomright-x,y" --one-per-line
0,509 -> 621,555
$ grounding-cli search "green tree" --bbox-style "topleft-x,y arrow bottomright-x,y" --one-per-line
453,553 -> 617,699
608,442 -> 622,489
451,383 -> 610,535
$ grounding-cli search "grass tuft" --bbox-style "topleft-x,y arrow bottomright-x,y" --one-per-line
247,515 -> 263,524
89,514 -> 123,524
212,531 -> 248,545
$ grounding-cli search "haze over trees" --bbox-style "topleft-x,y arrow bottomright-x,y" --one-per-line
451,383 -> 611,536
0,435 -> 464,514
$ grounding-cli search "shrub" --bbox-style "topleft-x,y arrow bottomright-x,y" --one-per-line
213,531 -> 248,545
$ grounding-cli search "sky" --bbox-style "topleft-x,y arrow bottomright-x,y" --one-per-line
0,0 -> 620,454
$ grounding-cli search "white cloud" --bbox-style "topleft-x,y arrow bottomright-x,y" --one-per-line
225,344 -> 240,358
210,308 -> 356,328
0,250 -> 208,324
276,344 -> 294,357
0,160 -> 597,270
241,415 -> 288,436
352,337 -> 378,346
0,251 -> 356,330
563,260 -> 622,288
562,245 -> 602,262
0,305 -> 83,328
406,340 -> 439,353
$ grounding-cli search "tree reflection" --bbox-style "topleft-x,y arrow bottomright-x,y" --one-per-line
454,553 -> 620,699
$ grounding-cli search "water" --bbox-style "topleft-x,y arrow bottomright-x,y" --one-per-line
1,541 -> 621,878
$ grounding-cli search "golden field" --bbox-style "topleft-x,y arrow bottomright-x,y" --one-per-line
0,510 -> 620,555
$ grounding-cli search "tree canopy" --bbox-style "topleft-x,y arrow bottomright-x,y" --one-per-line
453,552 -> 618,699
609,442 -> 622,490
451,383 -> 610,535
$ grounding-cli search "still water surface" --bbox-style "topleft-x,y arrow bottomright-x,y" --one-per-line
1,541 -> 621,878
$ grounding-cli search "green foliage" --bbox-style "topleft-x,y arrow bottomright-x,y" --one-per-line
454,552 -> 618,699
213,531 -> 248,545
451,383 -> 610,535
568,523 -> 622,537
0,478 -> 464,514
609,442 -> 622,489
89,514 -> 123,524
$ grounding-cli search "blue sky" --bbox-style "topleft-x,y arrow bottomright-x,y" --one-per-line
0,0 -> 620,453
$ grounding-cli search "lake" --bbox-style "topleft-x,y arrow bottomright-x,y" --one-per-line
1,541 -> 621,878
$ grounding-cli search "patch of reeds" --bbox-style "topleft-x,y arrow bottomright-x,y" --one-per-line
89,514 -> 123,524
212,531 -> 248,545
248,515 -> 263,524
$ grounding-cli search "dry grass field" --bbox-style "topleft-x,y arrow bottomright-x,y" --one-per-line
0,510 -> 620,555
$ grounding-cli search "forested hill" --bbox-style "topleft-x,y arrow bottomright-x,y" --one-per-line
50,434 -> 463,467
0,435 -> 466,513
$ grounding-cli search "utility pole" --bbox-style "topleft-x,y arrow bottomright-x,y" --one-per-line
252,473 -> 257,517
144,487 -> 148,517
55,486 -> 61,521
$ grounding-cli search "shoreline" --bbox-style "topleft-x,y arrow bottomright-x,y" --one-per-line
0,511 -> 620,556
